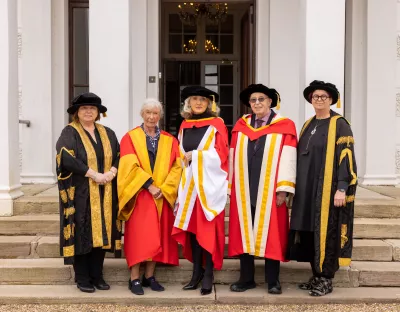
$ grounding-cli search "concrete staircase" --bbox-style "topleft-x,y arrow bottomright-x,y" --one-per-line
1,184 -> 400,304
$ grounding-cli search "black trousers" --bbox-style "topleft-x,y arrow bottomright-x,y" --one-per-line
73,248 -> 106,285
239,253 -> 280,287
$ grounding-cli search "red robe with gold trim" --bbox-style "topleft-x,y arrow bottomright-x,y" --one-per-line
172,117 -> 229,270
118,127 -> 182,268
228,113 -> 297,261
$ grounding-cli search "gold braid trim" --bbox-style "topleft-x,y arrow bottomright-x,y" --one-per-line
64,207 -> 75,218
115,239 -> 122,250
336,136 -> 354,146
63,245 -> 74,257
63,223 -> 75,240
116,220 -> 122,232
59,190 -> 68,204
341,224 -> 348,248
67,186 -> 76,201
346,195 -> 355,203
339,257 -> 351,266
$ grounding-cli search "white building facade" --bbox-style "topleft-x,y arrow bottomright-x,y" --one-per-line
0,0 -> 398,215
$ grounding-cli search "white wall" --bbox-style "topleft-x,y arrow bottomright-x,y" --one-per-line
90,0 -> 130,140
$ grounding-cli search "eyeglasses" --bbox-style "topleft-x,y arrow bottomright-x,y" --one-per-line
249,97 -> 268,104
312,95 -> 330,101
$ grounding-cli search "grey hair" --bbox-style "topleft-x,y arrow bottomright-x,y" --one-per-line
140,98 -> 164,118
180,96 -> 220,119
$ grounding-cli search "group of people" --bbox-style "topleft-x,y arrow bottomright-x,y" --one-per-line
56,80 -> 357,298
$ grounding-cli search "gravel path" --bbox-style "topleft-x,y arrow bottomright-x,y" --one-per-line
0,304 -> 400,312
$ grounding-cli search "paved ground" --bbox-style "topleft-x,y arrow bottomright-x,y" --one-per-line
0,304 -> 400,312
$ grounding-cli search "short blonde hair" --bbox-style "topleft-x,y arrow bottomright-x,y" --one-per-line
140,98 -> 164,119
180,96 -> 220,119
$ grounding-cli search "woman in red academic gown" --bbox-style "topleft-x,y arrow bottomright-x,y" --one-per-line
172,86 -> 229,296
118,98 -> 182,296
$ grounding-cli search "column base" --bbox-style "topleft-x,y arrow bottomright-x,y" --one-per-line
20,173 -> 57,184
0,184 -> 24,216
360,174 -> 398,186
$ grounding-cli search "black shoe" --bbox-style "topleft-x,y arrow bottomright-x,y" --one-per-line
77,282 -> 95,293
93,278 -> 110,290
128,278 -> 144,295
182,269 -> 204,290
230,280 -> 256,292
200,287 -> 213,295
142,275 -> 165,292
268,281 -> 282,295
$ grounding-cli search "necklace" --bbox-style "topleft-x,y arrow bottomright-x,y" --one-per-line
304,119 -> 321,152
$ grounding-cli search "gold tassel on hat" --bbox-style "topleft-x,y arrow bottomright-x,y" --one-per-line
211,95 -> 217,112
276,93 -> 281,110
336,94 -> 341,109
102,112 -> 107,117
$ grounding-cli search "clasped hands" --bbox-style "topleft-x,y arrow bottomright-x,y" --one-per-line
87,168 -> 116,185
148,184 -> 163,200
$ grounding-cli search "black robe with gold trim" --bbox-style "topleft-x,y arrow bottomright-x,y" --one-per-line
287,111 -> 357,275
56,122 -> 122,265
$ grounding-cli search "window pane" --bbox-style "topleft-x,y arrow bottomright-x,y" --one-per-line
205,35 -> 219,54
169,14 -> 182,33
169,34 -> 182,53
73,86 -> 89,97
205,65 -> 218,85
221,15 -> 234,34
205,21 -> 219,34
220,35 -> 234,54
183,35 -> 197,54
220,86 -> 233,105
205,85 -> 218,95
73,8 -> 89,85
183,23 -> 196,34
219,105 -> 233,125
220,65 -> 233,84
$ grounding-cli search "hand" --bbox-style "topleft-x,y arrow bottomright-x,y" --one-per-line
94,173 -> 107,185
183,151 -> 193,167
104,171 -> 114,183
276,192 -> 287,207
148,184 -> 162,198
155,191 -> 163,200
334,190 -> 346,207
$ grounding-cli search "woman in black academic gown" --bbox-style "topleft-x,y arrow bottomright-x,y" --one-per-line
56,92 -> 122,293
287,80 -> 357,296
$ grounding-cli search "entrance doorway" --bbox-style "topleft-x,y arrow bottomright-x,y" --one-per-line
160,1 -> 255,136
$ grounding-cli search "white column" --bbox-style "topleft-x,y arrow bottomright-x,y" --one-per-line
344,0 -> 368,181
90,0 -> 130,140
0,0 -> 23,215
147,0 -> 159,100
51,0 -> 69,173
130,0 -> 148,129
268,0 -> 302,130
302,0 -> 346,120
19,0 -> 56,183
362,0 -> 397,185
255,0 -> 270,84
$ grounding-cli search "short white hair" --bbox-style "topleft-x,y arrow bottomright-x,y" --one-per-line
140,98 -> 164,118
180,96 -> 220,119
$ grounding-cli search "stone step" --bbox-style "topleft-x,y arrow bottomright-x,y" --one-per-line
1,216 -> 399,240
1,285 -> 400,305
13,196 -> 59,215
1,258 -> 400,287
12,197 -> 400,219
0,215 -> 59,235
0,236 -> 396,262
224,218 -> 400,239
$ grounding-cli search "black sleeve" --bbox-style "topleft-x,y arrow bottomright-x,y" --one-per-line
336,119 -> 357,192
56,126 -> 89,177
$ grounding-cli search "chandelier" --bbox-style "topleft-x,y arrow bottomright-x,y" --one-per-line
178,2 -> 228,26
183,39 -> 220,54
